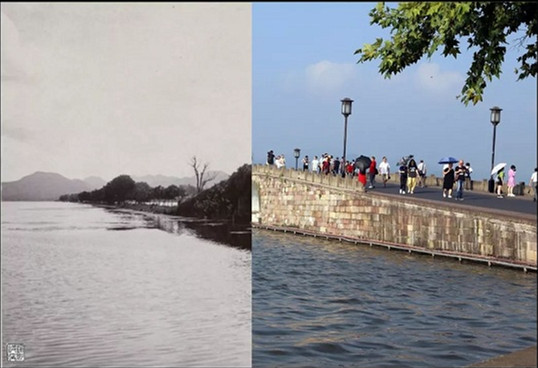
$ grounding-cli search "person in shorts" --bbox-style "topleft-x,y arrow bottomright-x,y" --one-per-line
417,160 -> 427,188
378,156 -> 391,187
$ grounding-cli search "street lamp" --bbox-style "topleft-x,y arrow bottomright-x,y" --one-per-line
488,106 -> 502,193
294,148 -> 301,170
341,97 -> 353,177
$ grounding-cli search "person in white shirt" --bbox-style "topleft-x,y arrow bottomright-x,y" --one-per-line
529,168 -> 538,202
311,156 -> 319,174
417,160 -> 427,188
378,156 -> 391,187
274,155 -> 281,169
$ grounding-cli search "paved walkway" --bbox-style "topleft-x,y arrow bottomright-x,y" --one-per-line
468,345 -> 537,367
364,181 -> 537,217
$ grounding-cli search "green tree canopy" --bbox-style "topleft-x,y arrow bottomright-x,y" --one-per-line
355,2 -> 537,105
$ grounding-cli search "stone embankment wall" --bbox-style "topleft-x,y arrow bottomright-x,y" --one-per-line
252,165 -> 537,269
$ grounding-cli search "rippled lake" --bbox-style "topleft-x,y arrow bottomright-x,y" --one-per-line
252,229 -> 537,368
2,201 -> 251,367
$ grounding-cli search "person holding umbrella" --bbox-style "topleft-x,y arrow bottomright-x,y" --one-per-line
442,163 -> 455,198
496,167 -> 505,198
355,155 -> 371,190
438,157 -> 458,198
491,162 -> 507,198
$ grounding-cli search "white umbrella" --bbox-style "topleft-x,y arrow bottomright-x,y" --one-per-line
491,162 -> 507,175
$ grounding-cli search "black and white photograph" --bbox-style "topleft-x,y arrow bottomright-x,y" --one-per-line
1,3 -> 251,367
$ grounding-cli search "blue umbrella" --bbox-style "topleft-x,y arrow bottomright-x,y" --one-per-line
438,157 -> 458,164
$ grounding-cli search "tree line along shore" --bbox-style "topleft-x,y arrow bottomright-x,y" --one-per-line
59,164 -> 251,224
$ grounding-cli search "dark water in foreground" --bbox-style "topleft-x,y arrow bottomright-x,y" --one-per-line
253,229 -> 537,368
2,201 -> 251,367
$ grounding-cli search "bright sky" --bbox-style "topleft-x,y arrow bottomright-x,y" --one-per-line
252,2 -> 537,182
1,3 -> 251,182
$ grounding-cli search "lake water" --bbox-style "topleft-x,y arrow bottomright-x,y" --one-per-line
1,201 -> 251,367
252,229 -> 537,368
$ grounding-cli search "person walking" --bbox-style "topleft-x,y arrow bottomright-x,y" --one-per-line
279,154 -> 286,168
496,167 -> 505,198
378,156 -> 391,187
302,155 -> 309,171
442,162 -> 455,198
368,156 -> 377,189
454,160 -> 467,200
332,157 -> 341,176
322,155 -> 330,175
529,168 -> 538,202
266,150 -> 275,165
311,156 -> 319,174
346,160 -> 354,177
406,156 -> 419,194
464,162 -> 473,190
358,167 -> 368,190
398,160 -> 408,194
417,159 -> 427,188
507,165 -> 517,197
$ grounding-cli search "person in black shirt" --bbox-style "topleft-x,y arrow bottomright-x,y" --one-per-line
407,156 -> 418,194
267,150 -> 275,165
454,160 -> 467,200
443,163 -> 455,198
399,161 -> 408,194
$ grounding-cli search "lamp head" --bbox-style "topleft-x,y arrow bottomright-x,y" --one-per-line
490,106 -> 502,126
341,97 -> 353,117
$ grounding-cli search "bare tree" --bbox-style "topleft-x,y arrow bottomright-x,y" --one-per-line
190,156 -> 217,194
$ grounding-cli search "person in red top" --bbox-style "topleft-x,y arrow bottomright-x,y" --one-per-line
368,156 -> 377,189
346,161 -> 354,177
358,168 -> 367,189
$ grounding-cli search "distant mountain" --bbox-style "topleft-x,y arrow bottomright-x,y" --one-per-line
83,176 -> 107,189
133,171 -> 229,188
1,170 -> 231,201
1,172 -> 96,201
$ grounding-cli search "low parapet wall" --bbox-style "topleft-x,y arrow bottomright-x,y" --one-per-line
252,165 -> 537,269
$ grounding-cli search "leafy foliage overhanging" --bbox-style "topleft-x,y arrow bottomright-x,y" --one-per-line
355,2 -> 537,105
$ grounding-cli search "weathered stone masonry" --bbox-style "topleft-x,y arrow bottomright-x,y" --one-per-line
252,165 -> 537,268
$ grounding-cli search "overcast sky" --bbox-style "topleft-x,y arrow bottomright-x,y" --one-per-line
252,3 -> 537,182
1,3 -> 251,182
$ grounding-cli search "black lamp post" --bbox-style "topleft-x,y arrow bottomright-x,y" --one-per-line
294,148 -> 301,170
488,106 -> 502,193
341,98 -> 353,177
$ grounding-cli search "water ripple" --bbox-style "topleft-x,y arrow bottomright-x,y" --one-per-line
2,202 -> 251,367
253,229 -> 537,368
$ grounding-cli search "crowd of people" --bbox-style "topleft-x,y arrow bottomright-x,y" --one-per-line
266,149 -> 538,202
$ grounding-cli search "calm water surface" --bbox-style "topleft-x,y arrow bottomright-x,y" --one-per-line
2,201 -> 251,367
253,229 -> 537,368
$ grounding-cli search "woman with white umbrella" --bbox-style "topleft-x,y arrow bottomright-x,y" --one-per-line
491,162 -> 507,198
496,167 -> 505,198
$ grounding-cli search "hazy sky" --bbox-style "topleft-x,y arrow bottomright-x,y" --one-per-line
252,3 -> 537,181
1,3 -> 251,182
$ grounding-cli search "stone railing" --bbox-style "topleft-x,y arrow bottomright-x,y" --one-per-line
252,165 -> 537,270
